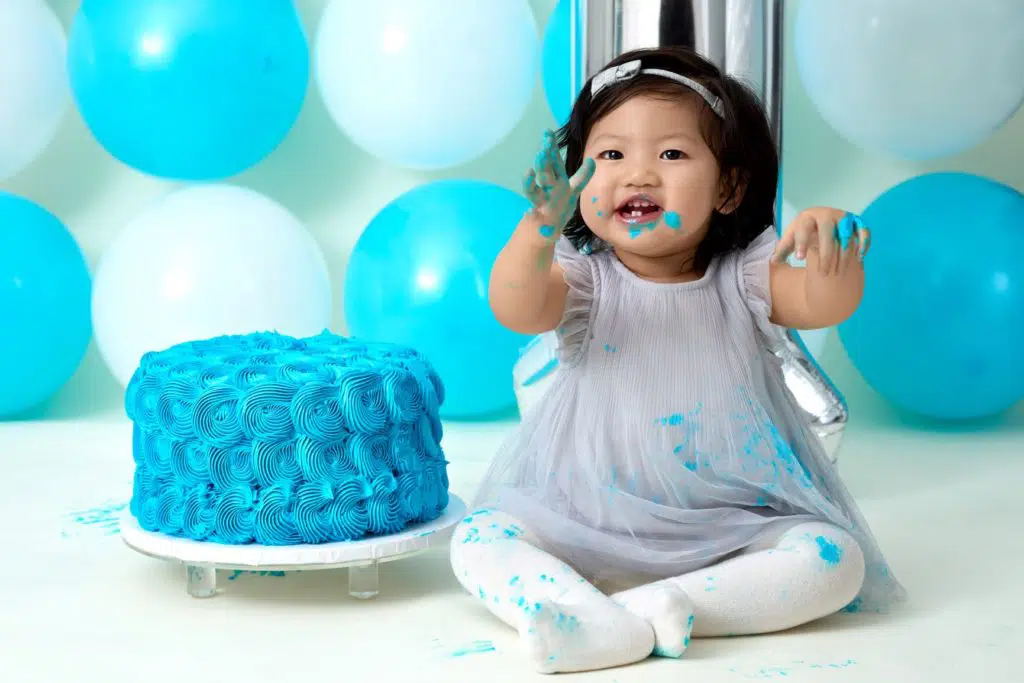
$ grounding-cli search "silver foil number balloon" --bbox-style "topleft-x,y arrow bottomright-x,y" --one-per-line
774,329 -> 848,462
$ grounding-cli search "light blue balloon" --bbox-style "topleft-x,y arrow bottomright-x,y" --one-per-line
0,193 -> 91,418
314,0 -> 539,169
67,0 -> 309,180
838,173 -> 1024,420
541,0 -> 583,125
795,0 -> 1024,160
344,180 -> 533,419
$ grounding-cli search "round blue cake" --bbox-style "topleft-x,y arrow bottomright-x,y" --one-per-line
125,331 -> 449,545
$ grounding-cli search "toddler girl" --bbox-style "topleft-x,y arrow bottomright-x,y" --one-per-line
450,47 -> 905,674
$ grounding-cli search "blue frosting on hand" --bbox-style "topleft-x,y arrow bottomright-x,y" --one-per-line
836,212 -> 857,250
126,330 -> 450,545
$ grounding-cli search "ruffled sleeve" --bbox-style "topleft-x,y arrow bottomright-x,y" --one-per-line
553,237 -> 595,366
736,227 -> 781,339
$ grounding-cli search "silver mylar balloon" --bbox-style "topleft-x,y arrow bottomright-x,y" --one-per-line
580,0 -> 848,462
773,329 -> 848,462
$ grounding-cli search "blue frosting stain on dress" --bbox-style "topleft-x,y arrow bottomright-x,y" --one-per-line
125,330 -> 450,544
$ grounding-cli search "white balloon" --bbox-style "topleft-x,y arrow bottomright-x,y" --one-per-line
0,0 -> 69,180
314,0 -> 539,169
795,0 -> 1024,160
92,185 -> 333,386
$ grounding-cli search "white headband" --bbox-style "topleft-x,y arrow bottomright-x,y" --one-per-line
590,59 -> 725,118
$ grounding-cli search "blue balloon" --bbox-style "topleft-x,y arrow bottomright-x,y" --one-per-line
67,0 -> 308,180
0,194 -> 91,418
542,0 -> 583,125
838,173 -> 1024,420
344,180 -> 532,419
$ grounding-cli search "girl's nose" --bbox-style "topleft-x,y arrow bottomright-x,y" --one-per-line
624,164 -> 658,188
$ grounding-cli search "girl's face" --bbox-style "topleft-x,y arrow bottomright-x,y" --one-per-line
579,93 -> 728,257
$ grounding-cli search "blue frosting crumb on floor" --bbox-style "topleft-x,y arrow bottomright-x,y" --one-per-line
61,500 -> 128,538
450,640 -> 497,658
729,659 -> 857,678
431,637 -> 498,659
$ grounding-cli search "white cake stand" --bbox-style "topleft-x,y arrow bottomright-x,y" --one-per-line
120,495 -> 466,599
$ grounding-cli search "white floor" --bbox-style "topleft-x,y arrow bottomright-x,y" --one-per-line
1,414 -> 1022,682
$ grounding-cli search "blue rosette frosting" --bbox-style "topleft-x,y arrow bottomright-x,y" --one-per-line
126,330 -> 450,545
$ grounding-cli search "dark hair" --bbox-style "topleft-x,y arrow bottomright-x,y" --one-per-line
558,46 -> 779,271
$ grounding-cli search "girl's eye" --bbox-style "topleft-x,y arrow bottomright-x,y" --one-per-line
661,149 -> 685,160
598,150 -> 623,160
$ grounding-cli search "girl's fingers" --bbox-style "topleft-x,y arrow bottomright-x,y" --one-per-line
569,158 -> 596,195
836,213 -> 857,252
534,132 -> 556,195
836,213 -> 858,276
838,238 -> 858,276
773,228 -> 797,263
817,217 -> 838,275
857,226 -> 871,262
521,168 -> 544,206
792,213 -> 815,261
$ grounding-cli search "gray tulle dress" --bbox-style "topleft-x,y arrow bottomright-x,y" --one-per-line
473,227 -> 906,613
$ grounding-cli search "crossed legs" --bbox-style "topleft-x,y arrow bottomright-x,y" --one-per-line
450,509 -> 865,674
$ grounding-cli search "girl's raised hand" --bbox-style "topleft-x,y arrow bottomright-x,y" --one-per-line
522,129 -> 595,241
773,207 -> 871,276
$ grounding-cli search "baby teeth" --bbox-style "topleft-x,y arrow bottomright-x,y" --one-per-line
623,200 -> 657,211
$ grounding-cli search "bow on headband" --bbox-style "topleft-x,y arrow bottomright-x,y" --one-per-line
590,59 -> 725,118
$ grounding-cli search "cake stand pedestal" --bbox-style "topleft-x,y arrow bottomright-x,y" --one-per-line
119,495 -> 466,599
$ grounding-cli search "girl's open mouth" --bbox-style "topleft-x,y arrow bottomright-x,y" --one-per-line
615,194 -> 663,225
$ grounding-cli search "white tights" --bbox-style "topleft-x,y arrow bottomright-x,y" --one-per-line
449,509 -> 865,674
